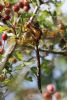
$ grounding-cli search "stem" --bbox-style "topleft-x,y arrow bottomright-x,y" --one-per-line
0,43 -> 16,73
28,6 -> 39,24
36,42 -> 42,93
21,45 -> 67,56
12,25 -> 16,35
39,49 -> 67,56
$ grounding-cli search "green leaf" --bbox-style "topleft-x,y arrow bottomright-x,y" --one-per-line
0,54 -> 2,60
7,0 -> 18,3
24,72 -> 33,82
15,51 -> 22,61
0,26 -> 9,33
31,67 -> 37,75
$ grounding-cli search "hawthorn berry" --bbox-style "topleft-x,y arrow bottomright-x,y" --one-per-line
19,0 -> 29,6
19,0 -> 24,3
0,4 -> 3,11
46,84 -> 56,94
23,5 -> 30,12
23,0 -> 28,6
2,33 -> 7,40
12,4 -> 20,12
18,2 -> 23,8
54,92 -> 61,99
43,92 -> 51,100
3,15 -> 10,20
5,8 -> 11,15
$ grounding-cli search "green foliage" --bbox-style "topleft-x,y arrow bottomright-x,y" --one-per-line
7,0 -> 18,3
0,0 -> 67,98
14,51 -> 23,61
24,72 -> 33,82
0,26 -> 9,33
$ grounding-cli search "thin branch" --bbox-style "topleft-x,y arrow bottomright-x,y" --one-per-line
11,25 -> 16,35
22,45 -> 67,56
36,43 -> 42,93
0,43 -> 16,73
39,49 -> 67,56
27,6 -> 39,24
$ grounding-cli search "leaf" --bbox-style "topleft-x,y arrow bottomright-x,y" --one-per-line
0,26 -> 9,33
24,72 -> 33,82
7,36 -> 16,46
31,67 -> 37,75
56,2 -> 63,7
41,60 -> 53,74
0,54 -> 2,60
8,56 -> 17,64
7,0 -> 18,3
15,51 -> 22,61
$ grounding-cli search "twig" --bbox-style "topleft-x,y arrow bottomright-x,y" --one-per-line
36,43 -> 42,93
11,25 -> 16,35
0,43 -> 16,73
27,6 -> 39,24
22,45 -> 67,56
39,49 -> 67,56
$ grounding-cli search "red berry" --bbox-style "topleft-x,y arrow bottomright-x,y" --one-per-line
0,41 -> 2,46
3,15 -> 10,20
0,4 -> 3,11
5,2 -> 11,8
54,92 -> 61,99
23,5 -> 30,12
19,0 -> 24,3
43,92 -> 51,100
0,48 -> 4,54
5,8 -> 11,15
19,0 -> 29,6
47,84 -> 56,94
18,2 -> 23,8
23,0 -> 28,6
12,4 -> 20,12
2,33 -> 7,40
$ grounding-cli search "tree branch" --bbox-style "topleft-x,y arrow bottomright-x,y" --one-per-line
22,45 -> 67,56
0,43 -> 16,73
39,49 -> 67,56
28,6 -> 39,24
36,43 -> 42,93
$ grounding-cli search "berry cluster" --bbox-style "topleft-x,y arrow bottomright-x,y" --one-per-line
0,32 -> 7,54
0,3 -> 11,21
13,0 -> 30,12
0,0 -> 30,21
43,84 -> 61,100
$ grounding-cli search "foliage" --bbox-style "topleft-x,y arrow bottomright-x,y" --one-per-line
0,0 -> 67,99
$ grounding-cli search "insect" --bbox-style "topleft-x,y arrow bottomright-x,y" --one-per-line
24,21 -> 42,41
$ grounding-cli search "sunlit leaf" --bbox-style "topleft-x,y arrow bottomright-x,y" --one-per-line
15,51 -> 22,61
0,26 -> 9,33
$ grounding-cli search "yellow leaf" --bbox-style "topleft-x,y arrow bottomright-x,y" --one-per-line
0,25 -> 12,33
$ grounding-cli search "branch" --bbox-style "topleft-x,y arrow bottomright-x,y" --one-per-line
36,43 -> 42,93
39,49 -> 67,56
0,43 -> 16,73
22,45 -> 67,56
28,6 -> 39,24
